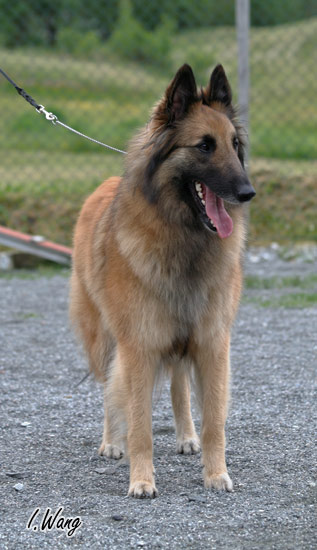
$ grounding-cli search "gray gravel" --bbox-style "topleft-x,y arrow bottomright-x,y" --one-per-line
0,250 -> 316,549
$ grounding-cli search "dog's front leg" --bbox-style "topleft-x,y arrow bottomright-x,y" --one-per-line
118,345 -> 158,498
195,333 -> 233,492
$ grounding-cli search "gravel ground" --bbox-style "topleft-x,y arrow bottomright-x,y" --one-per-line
0,249 -> 316,549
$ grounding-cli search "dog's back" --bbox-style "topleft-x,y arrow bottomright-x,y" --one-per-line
70,177 -> 120,380
72,177 -> 120,280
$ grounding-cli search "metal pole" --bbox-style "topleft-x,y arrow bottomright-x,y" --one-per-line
236,0 -> 250,162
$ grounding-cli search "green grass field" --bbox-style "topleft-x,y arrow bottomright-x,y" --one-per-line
0,19 -> 316,246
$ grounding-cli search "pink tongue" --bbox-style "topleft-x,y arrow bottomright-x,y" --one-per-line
205,187 -> 233,239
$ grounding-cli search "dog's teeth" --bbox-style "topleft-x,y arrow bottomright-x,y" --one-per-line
198,192 -> 203,199
201,199 -> 206,205
195,182 -> 202,193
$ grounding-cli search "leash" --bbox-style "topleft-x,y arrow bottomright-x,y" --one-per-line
0,67 -> 127,155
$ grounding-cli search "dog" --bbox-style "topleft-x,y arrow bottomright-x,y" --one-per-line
70,63 -> 255,498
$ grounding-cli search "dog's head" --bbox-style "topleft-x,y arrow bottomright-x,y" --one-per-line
140,64 -> 255,238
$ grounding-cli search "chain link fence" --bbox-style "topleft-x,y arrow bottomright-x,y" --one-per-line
0,0 -> 316,245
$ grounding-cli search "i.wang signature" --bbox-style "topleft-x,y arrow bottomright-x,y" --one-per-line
26,506 -> 82,537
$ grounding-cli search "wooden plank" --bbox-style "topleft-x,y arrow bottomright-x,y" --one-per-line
0,225 -> 72,265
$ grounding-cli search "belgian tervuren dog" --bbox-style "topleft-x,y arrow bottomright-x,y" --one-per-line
70,64 -> 255,497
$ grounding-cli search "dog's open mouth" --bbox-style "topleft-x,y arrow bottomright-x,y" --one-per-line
192,181 -> 233,239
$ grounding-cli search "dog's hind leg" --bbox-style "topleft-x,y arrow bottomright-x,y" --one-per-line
70,273 -> 114,381
99,383 -> 125,459
70,274 -> 123,457
170,366 -> 200,455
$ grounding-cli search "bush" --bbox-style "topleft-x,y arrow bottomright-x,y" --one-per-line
108,0 -> 175,68
133,0 -> 235,30
1,0 -> 317,50
57,28 -> 103,57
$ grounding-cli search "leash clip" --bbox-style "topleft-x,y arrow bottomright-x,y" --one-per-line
36,104 -> 58,124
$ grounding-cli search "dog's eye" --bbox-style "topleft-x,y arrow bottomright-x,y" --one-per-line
233,137 -> 239,151
198,142 -> 210,152
198,141 -> 213,153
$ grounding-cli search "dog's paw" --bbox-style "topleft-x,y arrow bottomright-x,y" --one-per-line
128,481 -> 158,499
98,443 -> 124,459
176,438 -> 200,455
204,472 -> 233,492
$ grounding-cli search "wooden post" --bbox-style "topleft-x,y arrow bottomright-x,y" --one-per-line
236,0 -> 250,163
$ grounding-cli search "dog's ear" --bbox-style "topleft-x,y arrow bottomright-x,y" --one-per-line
204,64 -> 232,107
154,64 -> 197,125
166,64 -> 197,122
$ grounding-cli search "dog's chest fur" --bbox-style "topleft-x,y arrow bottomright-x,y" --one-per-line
116,219 -> 234,332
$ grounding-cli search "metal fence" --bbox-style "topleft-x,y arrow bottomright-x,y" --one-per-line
0,0 -> 316,244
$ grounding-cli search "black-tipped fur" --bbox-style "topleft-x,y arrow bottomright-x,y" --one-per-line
166,64 -> 198,124
203,64 -> 233,107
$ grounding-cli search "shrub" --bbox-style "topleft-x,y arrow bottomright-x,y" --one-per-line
57,27 -> 103,57
108,0 -> 174,68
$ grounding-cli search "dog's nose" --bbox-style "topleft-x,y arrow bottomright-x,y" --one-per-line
237,185 -> 256,203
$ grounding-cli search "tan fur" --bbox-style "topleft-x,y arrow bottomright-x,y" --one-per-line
70,65 -> 253,497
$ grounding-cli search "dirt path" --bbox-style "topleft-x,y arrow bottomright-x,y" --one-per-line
0,251 -> 316,549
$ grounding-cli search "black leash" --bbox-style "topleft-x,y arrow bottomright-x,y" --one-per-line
73,371 -> 91,389
1,67 -> 41,110
0,67 -> 127,154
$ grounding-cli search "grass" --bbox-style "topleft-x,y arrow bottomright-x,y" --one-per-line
245,274 -> 317,290
1,19 -> 316,157
249,158 -> 317,245
0,19 -> 316,246
0,151 -> 124,245
244,293 -> 317,309
3,266 -> 316,309
0,263 -> 70,279
244,272 -> 317,309
249,19 -> 317,159
15,312 -> 41,320
1,153 -> 315,247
